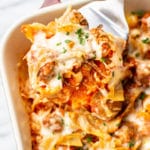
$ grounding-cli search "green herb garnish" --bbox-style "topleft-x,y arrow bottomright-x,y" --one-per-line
128,140 -> 135,148
119,57 -> 122,61
103,122 -> 107,126
86,136 -> 93,143
56,42 -> 62,46
79,37 -> 85,45
92,53 -> 97,60
76,28 -> 84,36
116,122 -> 120,127
85,33 -> 89,39
139,92 -> 147,100
61,119 -> 64,126
65,39 -> 72,44
66,32 -> 70,35
76,28 -> 88,45
142,37 -> 150,44
62,47 -> 67,53
131,10 -> 145,17
135,52 -> 140,57
100,57 -> 106,63
57,73 -> 62,80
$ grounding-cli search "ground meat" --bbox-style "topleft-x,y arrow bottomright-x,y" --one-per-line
43,113 -> 64,133
144,50 -> 150,59
37,62 -> 55,82
136,60 -> 150,87
91,92 -> 123,121
71,10 -> 88,26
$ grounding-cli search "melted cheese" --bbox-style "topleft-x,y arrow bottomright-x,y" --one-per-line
141,137 -> 150,150
126,112 -> 144,131
62,113 -> 75,135
26,26 -> 105,94
145,16 -> 150,28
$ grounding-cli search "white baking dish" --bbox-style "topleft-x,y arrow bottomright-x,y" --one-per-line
0,0 -> 150,149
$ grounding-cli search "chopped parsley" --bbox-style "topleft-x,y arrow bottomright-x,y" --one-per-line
116,122 -> 120,127
103,122 -> 107,126
65,39 -> 72,44
57,73 -> 62,80
62,47 -> 67,53
100,57 -> 106,63
142,37 -> 150,44
61,118 -> 64,126
131,10 -> 145,17
75,28 -> 89,45
128,140 -> 135,148
56,42 -> 62,46
79,37 -> 85,45
139,92 -> 147,100
92,53 -> 97,60
86,136 -> 93,143
85,33 -> 89,39
76,28 -> 84,36
135,52 -> 140,57
119,57 -> 122,61
66,32 -> 70,35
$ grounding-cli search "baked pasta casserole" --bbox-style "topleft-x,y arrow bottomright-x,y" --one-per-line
18,7 -> 150,150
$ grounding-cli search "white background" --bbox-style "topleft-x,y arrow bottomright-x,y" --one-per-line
0,0 -> 43,149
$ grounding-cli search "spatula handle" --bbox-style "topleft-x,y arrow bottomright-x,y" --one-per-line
41,0 -> 60,8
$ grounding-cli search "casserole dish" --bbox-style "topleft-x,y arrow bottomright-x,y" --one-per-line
0,0 -> 150,149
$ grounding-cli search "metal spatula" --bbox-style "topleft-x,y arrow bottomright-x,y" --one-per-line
79,0 -> 129,39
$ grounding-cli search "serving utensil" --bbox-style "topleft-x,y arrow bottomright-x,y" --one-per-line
79,0 -> 128,39
42,0 -> 128,39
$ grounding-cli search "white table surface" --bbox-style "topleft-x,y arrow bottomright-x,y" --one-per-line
0,0 -> 44,149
